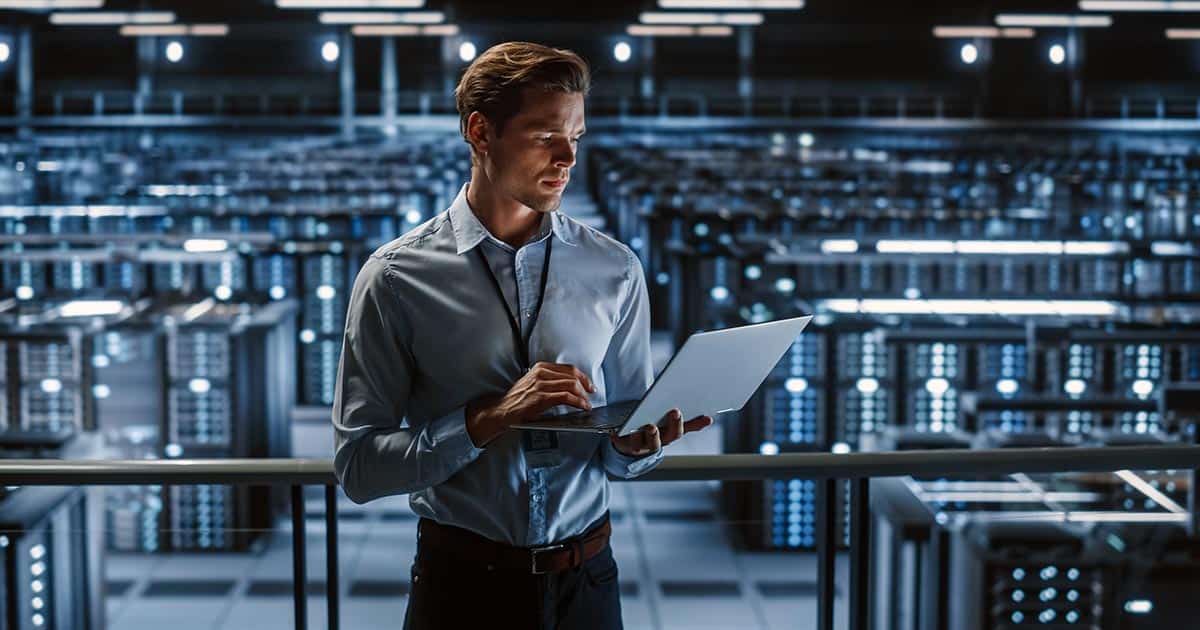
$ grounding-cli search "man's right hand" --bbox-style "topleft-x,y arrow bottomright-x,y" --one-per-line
465,362 -> 596,447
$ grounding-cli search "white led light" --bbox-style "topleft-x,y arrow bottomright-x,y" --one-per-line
960,42 -> 978,64
16,285 -> 34,300
925,378 -> 950,397
405,209 -> 422,223
640,10 -> 764,24
876,239 -> 956,254
49,11 -> 176,25
60,299 -> 124,317
164,40 -> 184,63
31,561 -> 45,576
31,613 -> 44,627
798,132 -> 815,147
1082,0 -> 1200,10
30,544 -> 45,560
785,377 -> 808,393
996,379 -> 1020,396
659,0 -> 804,7
32,596 -> 44,609
182,238 -> 228,253
214,285 -> 232,301
316,284 -> 337,300
997,13 -> 1113,27
321,40 -> 340,63
1131,379 -> 1154,397
1064,379 -> 1087,396
0,42 -> 9,64
1124,599 -> 1153,614
40,378 -> 62,394
759,441 -> 779,455
0,0 -> 103,8
1049,43 -> 1067,65
269,285 -> 286,300
743,265 -> 762,280
820,239 -> 858,253
775,277 -> 796,293
831,442 -> 851,454
188,378 -> 211,394
277,0 -> 425,7
856,377 -> 879,395
300,329 -> 317,344
31,579 -> 43,592
93,384 -> 111,399
613,41 -> 632,62
458,40 -> 477,62
709,285 -> 729,301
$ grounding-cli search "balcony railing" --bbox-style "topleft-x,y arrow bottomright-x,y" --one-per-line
2,445 -> 1198,630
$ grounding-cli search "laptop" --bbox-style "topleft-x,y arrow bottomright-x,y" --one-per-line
513,315 -> 813,437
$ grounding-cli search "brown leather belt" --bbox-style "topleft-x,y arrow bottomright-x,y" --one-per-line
417,513 -> 612,575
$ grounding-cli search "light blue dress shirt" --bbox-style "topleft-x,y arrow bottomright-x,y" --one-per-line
333,183 -> 663,547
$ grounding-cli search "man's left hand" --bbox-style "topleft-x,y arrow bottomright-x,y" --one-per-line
610,408 -> 713,458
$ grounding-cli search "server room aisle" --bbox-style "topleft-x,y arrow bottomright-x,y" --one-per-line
102,334 -> 847,630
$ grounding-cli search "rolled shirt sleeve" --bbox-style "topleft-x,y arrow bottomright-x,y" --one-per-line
600,247 -> 664,479
332,256 -> 483,504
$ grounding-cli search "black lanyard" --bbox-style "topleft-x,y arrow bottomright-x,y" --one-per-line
475,236 -> 553,369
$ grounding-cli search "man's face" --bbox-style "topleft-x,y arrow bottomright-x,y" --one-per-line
480,89 -> 586,214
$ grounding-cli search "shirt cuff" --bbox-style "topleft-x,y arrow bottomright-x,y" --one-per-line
604,440 -> 664,479
427,406 -> 484,469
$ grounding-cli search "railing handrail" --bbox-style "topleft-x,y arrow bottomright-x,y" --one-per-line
2,445 -> 1197,486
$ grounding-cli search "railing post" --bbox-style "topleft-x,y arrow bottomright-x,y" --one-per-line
816,477 -> 837,630
291,485 -> 308,630
325,485 -> 340,630
849,478 -> 870,630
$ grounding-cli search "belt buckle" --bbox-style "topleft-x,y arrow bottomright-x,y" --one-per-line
530,543 -> 565,574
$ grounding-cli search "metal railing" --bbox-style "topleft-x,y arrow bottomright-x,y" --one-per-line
2,445 -> 1198,630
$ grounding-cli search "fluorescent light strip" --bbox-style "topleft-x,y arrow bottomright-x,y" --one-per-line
933,26 -> 1035,38
917,482 -> 1028,491
1167,27 -> 1200,37
60,300 -> 124,318
996,13 -> 1113,27
50,11 -> 175,25
277,0 -> 424,6
351,24 -> 457,35
182,238 -> 229,253
639,11 -> 764,24
820,298 -> 1122,317
120,24 -> 229,36
0,0 -> 101,8
1081,0 -> 1200,10
918,491 -> 1102,503
1114,470 -> 1188,513
961,511 -> 1188,523
873,239 -> 1124,256
627,24 -> 733,36
659,0 -> 802,7
318,10 -> 442,23
820,239 -> 859,254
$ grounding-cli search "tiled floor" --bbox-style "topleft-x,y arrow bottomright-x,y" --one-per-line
104,335 -> 847,629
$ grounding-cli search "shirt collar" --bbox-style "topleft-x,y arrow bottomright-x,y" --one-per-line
448,182 -> 577,255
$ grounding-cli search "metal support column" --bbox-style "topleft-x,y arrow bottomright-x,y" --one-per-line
639,37 -> 655,106
325,486 -> 340,630
380,35 -> 397,132
291,485 -> 308,630
16,26 -> 33,123
849,478 -> 871,630
737,26 -> 754,116
339,29 -> 355,139
816,477 -> 838,630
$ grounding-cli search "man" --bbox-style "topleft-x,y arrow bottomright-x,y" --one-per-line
332,42 -> 711,629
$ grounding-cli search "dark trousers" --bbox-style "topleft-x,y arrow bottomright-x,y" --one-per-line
402,531 -> 623,630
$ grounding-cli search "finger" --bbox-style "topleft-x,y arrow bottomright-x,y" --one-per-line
532,391 -> 591,414
660,412 -> 684,446
540,363 -> 596,393
683,415 -> 714,433
536,377 -> 590,401
644,424 -> 662,453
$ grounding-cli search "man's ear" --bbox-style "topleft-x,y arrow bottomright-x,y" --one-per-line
466,111 -> 491,157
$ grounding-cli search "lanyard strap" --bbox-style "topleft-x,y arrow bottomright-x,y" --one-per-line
475,236 -> 553,369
